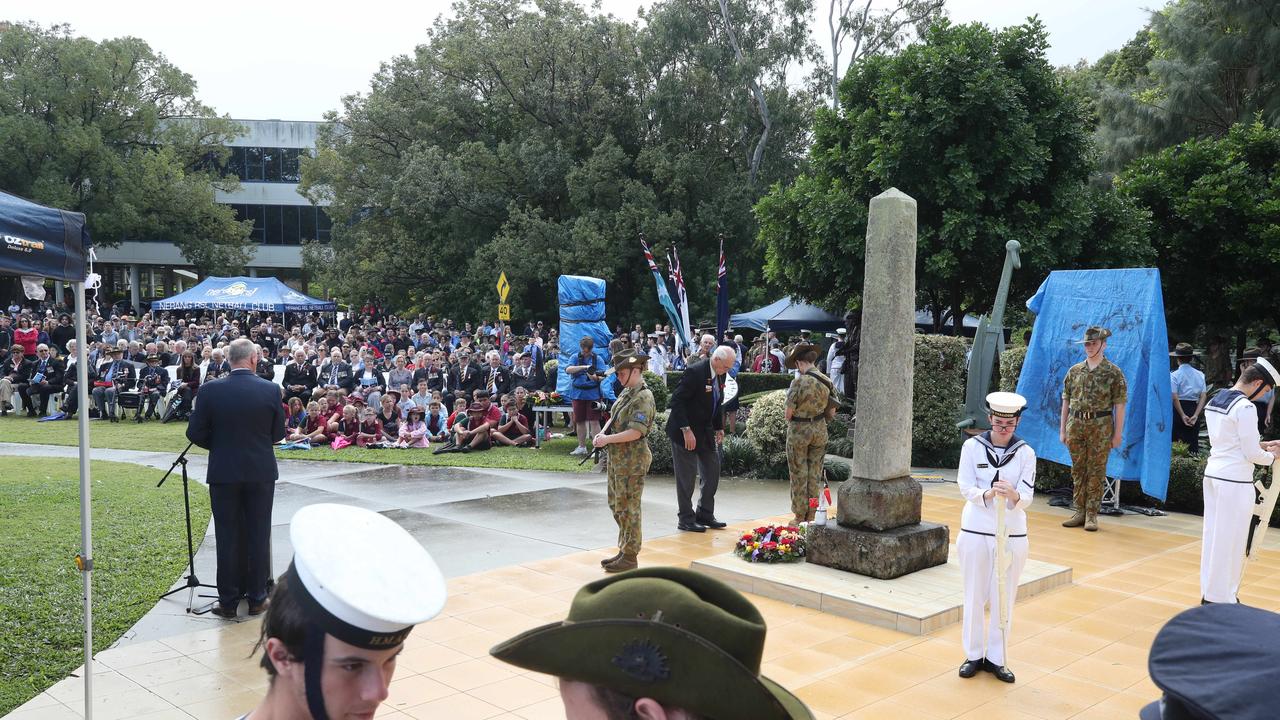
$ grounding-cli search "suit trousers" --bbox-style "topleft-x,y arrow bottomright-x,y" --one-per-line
209,481 -> 275,607
1200,475 -> 1253,604
1172,400 -> 1201,454
958,531 -> 1028,666
672,438 -> 720,524
0,378 -> 13,409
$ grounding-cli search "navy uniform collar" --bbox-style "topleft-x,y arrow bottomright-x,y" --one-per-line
976,430 -> 1025,454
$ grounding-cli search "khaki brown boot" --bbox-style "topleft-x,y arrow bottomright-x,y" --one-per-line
600,551 -> 623,567
1062,511 -> 1086,528
1084,512 -> 1098,532
604,553 -> 638,573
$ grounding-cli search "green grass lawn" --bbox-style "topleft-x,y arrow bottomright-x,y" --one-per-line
0,457 -> 212,715
0,416 -> 595,473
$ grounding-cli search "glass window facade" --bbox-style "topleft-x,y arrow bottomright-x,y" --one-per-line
221,146 -> 312,183
229,204 -> 332,245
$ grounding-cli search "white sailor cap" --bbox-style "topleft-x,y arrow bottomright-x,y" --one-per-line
286,503 -> 446,649
1257,357 -> 1280,386
985,391 -> 1027,418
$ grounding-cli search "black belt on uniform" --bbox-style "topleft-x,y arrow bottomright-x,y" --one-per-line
961,528 -> 1027,538
789,416 -> 819,423
1071,409 -> 1112,420
1205,474 -> 1253,485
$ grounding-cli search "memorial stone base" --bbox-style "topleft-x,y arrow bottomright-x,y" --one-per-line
805,521 -> 949,579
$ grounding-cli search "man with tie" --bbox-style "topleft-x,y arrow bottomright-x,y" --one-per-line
484,349 -> 512,398
18,344 -> 65,417
91,347 -> 131,422
451,349 -> 481,405
512,351 -> 545,393
318,347 -> 353,393
187,338 -> 286,618
665,346 -> 735,532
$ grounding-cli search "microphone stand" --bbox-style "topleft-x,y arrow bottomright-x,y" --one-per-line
157,442 -> 218,613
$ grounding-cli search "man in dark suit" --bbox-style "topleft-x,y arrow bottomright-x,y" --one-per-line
482,350 -> 512,398
317,347 -> 354,393
511,351 -> 545,392
1,342 -> 30,416
282,348 -> 316,403
665,347 -> 736,532
18,344 -> 65,417
187,338 -> 286,618
451,349 -> 482,404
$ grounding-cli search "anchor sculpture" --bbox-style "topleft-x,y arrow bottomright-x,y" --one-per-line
957,240 -> 1021,432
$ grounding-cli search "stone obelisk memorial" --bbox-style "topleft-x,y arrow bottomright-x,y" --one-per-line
807,188 -> 949,579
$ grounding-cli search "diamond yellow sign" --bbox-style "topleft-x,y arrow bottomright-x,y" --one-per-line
498,303 -> 511,321
496,272 -> 510,302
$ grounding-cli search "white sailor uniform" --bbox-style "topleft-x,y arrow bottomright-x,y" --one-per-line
1201,390 -> 1276,603
957,432 -> 1036,666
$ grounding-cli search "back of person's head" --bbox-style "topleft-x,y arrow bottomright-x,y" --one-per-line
1241,363 -> 1277,388
227,338 -> 257,368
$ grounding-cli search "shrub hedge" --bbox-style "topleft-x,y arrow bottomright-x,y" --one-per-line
643,371 -> 671,413
912,334 -> 969,467
647,411 -> 673,474
999,345 -> 1027,393
744,390 -> 789,462
721,435 -> 761,476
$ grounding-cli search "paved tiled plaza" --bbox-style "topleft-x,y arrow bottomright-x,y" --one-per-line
6,448 -> 1280,719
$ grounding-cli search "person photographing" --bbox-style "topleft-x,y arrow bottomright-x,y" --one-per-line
187,337 -> 286,618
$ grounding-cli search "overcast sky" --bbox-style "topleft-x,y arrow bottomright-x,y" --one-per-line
9,0 -> 1154,121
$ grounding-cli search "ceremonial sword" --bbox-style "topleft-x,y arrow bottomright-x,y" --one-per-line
1244,461 -> 1280,567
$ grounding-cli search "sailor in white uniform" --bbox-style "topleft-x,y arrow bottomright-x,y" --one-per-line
956,392 -> 1035,684
1200,357 -> 1280,605
237,503 -> 446,720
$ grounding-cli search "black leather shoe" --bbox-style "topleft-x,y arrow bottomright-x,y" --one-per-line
209,604 -> 238,619
984,659 -> 1015,683
247,599 -> 269,616
958,659 -> 982,678
695,515 -> 727,529
677,522 -> 707,532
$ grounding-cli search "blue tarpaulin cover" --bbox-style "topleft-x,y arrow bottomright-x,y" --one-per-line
1016,269 -> 1172,501
152,276 -> 336,312
556,275 -> 616,402
0,190 -> 90,282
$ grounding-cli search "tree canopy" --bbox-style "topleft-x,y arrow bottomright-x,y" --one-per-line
756,18 -> 1152,331
300,0 -> 821,324
0,22 -> 250,275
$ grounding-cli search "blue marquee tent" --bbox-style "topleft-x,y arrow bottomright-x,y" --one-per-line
729,296 -> 844,333
153,276 -> 335,312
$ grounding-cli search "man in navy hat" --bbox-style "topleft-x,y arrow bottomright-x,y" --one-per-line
243,504 -> 446,720
956,392 -> 1035,683
1199,357 -> 1279,604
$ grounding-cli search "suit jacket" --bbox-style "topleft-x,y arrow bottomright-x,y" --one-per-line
4,356 -> 31,383
481,364 -> 512,396
186,368 -> 286,485
138,365 -> 170,391
283,362 -> 317,391
451,362 -> 482,396
318,360 -> 354,391
665,358 -> 725,446
511,363 -> 545,393
25,357 -> 65,387
95,359 -> 133,387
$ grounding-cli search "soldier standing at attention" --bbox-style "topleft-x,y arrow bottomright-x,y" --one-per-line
785,341 -> 836,525
1059,326 -> 1127,532
1169,343 -> 1207,454
593,349 -> 656,573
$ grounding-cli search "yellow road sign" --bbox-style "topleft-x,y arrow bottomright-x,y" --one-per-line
496,272 -> 510,302
498,303 -> 511,321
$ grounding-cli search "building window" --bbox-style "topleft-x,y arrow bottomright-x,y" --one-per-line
244,147 -> 264,181
230,204 -> 330,245
220,146 -> 311,184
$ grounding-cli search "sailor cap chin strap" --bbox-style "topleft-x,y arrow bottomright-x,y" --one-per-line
304,623 -> 330,720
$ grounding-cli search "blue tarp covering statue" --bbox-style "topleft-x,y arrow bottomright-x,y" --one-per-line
1016,269 -> 1172,501
556,275 -> 616,402
152,276 -> 336,312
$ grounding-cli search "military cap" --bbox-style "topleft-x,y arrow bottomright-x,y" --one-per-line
784,341 -> 819,369
611,348 -> 649,370
146,354 -> 160,362
1140,604 -> 1280,720
985,391 -> 1027,418
490,567 -> 813,720
107,347 -> 124,355
1169,343 -> 1195,358
1074,326 -> 1112,343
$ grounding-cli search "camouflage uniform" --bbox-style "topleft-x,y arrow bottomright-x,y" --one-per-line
606,384 -> 656,554
787,370 -> 832,521
1062,359 -> 1127,516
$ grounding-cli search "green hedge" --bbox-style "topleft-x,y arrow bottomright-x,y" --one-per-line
664,371 -> 793,397
999,346 -> 1027,393
912,334 -> 969,467
647,411 -> 673,474
643,371 -> 671,413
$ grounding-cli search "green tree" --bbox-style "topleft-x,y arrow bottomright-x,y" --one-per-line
1115,120 -> 1280,338
300,0 -> 819,324
0,23 -> 251,274
757,19 -> 1137,331
1096,0 -> 1280,169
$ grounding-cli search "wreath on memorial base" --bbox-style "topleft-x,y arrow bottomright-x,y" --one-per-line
734,525 -> 806,564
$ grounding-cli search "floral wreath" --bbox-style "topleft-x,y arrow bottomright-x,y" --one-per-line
734,525 -> 806,564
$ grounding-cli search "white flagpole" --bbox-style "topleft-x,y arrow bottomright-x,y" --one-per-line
74,281 -> 95,719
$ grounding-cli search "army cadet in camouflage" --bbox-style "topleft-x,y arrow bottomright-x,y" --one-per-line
593,349 -> 656,573
1059,326 -> 1127,532
785,341 -> 838,524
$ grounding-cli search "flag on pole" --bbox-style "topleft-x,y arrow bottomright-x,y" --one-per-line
671,244 -> 693,352
664,250 -> 686,352
715,235 -> 729,343
641,236 -> 686,353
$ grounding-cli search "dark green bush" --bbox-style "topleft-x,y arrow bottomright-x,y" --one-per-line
1165,456 -> 1207,515
721,435 -> 760,476
827,437 -> 856,458
643,371 -> 670,413
828,413 -> 852,440
911,334 -> 968,466
647,411 -> 673,474
999,346 -> 1027,393
824,459 -> 851,483
1035,459 -> 1073,492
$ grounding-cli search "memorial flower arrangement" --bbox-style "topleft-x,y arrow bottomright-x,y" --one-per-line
531,390 -> 563,406
735,525 -> 806,564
